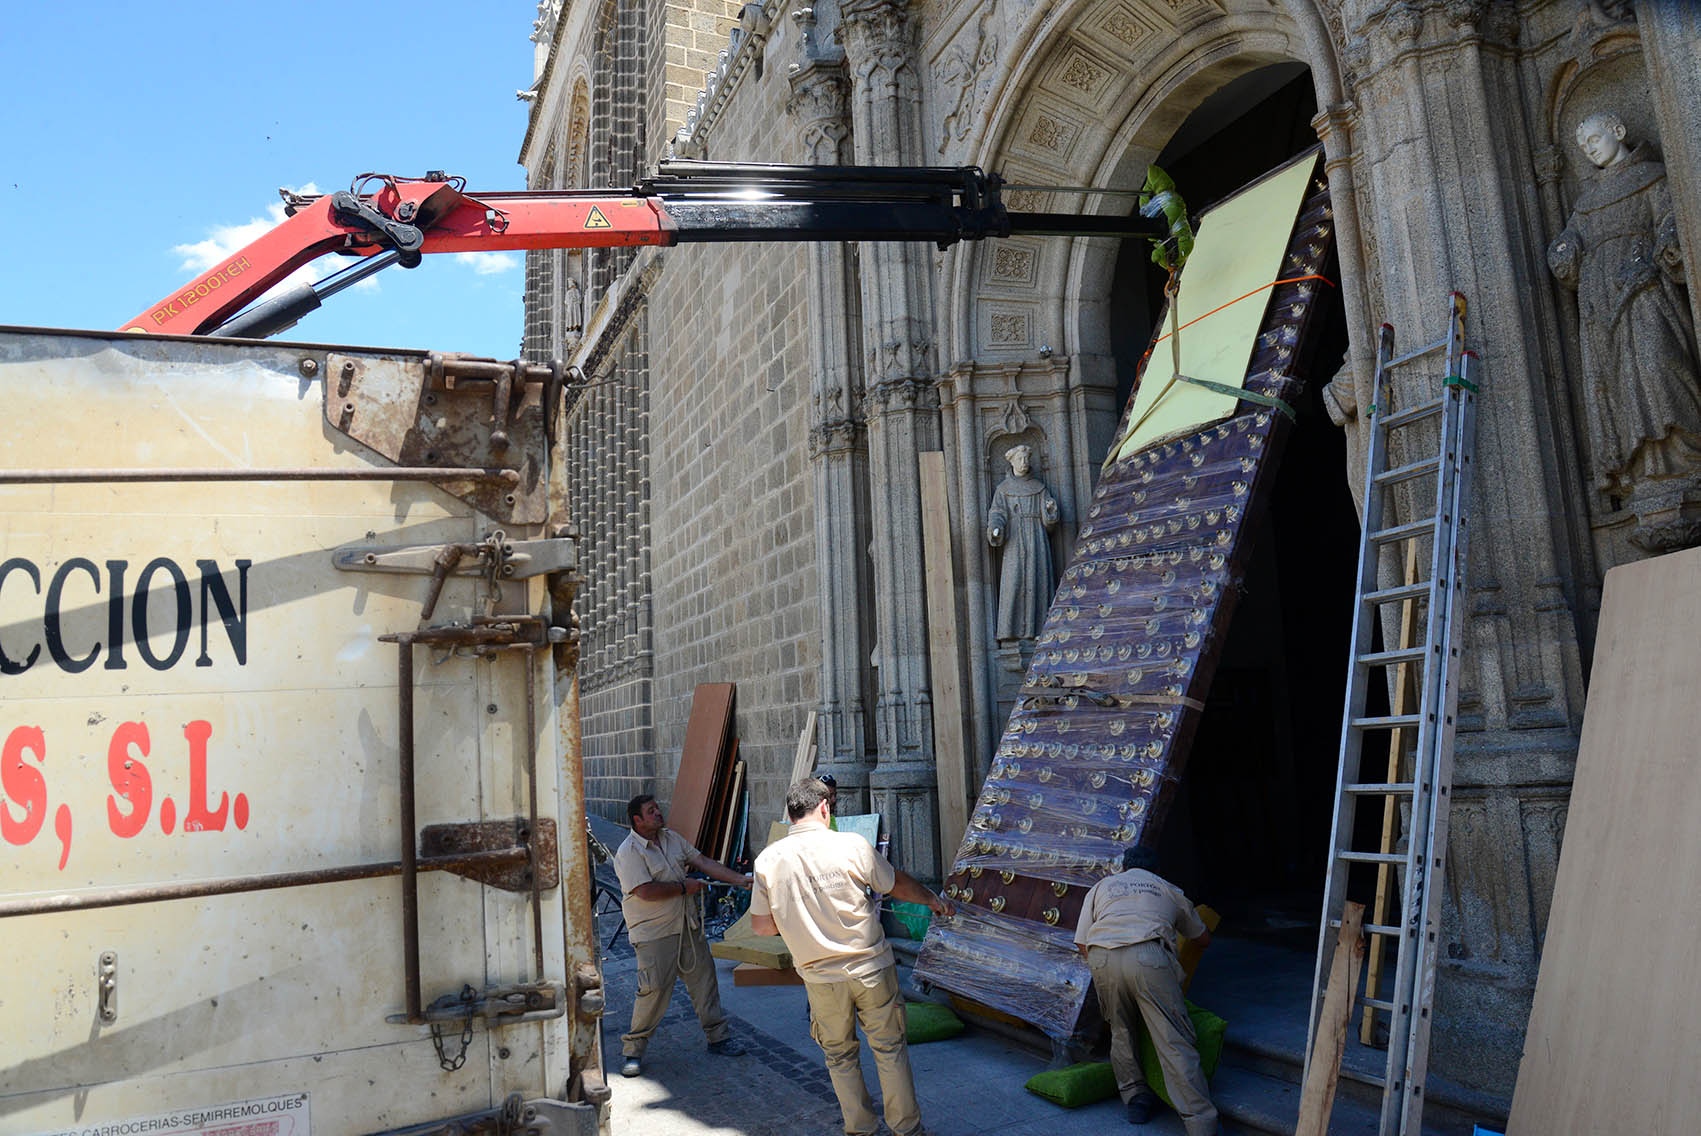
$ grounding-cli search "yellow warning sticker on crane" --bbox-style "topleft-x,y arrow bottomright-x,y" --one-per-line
584,206 -> 611,229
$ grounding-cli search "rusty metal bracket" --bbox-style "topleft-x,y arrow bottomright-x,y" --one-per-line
333,536 -> 576,579
420,818 -> 558,891
335,533 -> 577,620
323,351 -> 554,524
387,982 -> 565,1027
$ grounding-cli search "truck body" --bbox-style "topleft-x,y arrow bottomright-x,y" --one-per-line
0,160 -> 1162,1134
0,327 -> 603,1135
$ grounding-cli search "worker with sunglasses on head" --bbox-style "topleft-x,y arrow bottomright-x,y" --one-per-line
751,776 -> 953,1136
612,793 -> 753,1077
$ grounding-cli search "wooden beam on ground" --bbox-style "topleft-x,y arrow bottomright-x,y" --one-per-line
1297,900 -> 1365,1136
918,450 -> 970,867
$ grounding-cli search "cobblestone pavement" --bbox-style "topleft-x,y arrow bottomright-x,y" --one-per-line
594,909 -> 1193,1136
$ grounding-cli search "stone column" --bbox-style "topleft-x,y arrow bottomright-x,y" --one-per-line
839,0 -> 941,881
788,19 -> 877,813
1636,1 -> 1701,338
1340,1 -> 1591,1095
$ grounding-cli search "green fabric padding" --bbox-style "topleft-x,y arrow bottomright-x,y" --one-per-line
904,1000 -> 965,1044
889,900 -> 932,940
1138,1001 -> 1228,1110
1024,1061 -> 1119,1109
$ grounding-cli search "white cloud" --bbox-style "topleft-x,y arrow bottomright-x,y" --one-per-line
454,251 -> 520,276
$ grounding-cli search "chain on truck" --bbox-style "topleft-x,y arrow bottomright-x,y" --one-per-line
0,161 -> 1165,1135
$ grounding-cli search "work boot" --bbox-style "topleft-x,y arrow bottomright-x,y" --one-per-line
707,1037 -> 748,1057
1126,1090 -> 1159,1124
620,1055 -> 642,1077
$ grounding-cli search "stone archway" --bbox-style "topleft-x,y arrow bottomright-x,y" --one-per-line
933,0 -> 1358,781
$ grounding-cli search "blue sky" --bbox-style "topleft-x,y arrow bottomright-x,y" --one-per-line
0,3 -> 537,358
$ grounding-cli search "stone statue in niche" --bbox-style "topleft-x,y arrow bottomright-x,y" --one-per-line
987,444 -> 1059,642
563,276 -> 584,338
1549,110 -> 1701,544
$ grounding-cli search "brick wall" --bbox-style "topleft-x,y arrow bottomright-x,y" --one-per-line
645,36 -> 824,843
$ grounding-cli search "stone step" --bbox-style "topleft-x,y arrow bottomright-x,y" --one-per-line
1216,1026 -> 1506,1134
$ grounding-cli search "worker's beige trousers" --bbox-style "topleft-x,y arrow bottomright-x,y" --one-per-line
803,966 -> 923,1136
622,925 -> 729,1056
1087,940 -> 1218,1136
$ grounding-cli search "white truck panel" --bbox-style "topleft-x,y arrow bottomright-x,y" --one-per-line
0,330 -> 597,1135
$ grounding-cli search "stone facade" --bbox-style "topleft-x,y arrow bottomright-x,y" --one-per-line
518,0 -> 1701,1101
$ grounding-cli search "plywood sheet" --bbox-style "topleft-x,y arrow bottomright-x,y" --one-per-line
669,682 -> 735,849
1509,546 -> 1701,1134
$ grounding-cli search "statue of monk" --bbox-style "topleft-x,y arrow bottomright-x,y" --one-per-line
1548,110 -> 1701,500
987,443 -> 1059,641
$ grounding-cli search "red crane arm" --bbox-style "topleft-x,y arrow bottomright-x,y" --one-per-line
123,163 -> 1162,340
124,178 -> 673,337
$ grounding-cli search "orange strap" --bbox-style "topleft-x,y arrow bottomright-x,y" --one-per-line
1142,274 -> 1337,363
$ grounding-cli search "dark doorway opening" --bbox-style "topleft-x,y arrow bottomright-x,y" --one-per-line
1104,63 -> 1365,942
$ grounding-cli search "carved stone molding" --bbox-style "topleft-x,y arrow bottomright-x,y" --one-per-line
808,417 -> 866,458
932,6 -> 999,154
840,0 -> 917,94
789,58 -> 852,163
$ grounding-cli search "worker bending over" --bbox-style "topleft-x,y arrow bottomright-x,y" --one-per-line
1075,846 -> 1219,1134
612,794 -> 752,1076
751,777 -> 954,1136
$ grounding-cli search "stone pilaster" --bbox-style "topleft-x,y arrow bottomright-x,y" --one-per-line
789,20 -> 877,815
1342,1 -> 1589,1093
839,0 -> 941,881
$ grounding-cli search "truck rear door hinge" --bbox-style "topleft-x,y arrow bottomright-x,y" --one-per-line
335,533 -> 577,620
389,982 -> 565,1028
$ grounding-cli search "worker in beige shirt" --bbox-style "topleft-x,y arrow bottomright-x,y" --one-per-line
1075,845 -> 1218,1134
612,793 -> 752,1077
750,777 -> 954,1136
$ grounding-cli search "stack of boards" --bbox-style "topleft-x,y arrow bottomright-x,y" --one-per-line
668,682 -> 748,865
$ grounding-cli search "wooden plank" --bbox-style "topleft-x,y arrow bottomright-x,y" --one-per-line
701,739 -> 740,861
1296,901 -> 1366,1136
1362,537 -> 1422,1044
789,710 -> 819,785
734,963 -> 805,987
919,449 -> 971,866
668,682 -> 735,849
1510,547 -> 1701,1134
715,757 -> 746,862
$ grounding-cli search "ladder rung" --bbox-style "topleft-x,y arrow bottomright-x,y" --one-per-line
1362,922 -> 1404,938
1386,338 -> 1448,367
1358,645 -> 1428,667
1351,713 -> 1422,729
1380,397 -> 1445,429
1369,516 -> 1437,544
1364,580 -> 1431,605
1329,917 -> 1404,938
1373,455 -> 1441,486
1360,996 -> 1397,1014
1344,781 -> 1416,796
1337,850 -> 1405,866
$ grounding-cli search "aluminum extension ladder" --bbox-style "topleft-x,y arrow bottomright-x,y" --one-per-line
1304,293 -> 1481,1136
